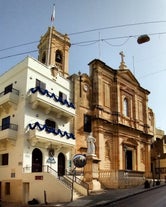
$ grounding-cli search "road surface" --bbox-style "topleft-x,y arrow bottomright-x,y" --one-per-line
108,186 -> 166,207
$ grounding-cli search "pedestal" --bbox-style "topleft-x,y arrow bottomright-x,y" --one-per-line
84,155 -> 101,191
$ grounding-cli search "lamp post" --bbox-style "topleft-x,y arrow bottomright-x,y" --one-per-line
158,154 -> 161,182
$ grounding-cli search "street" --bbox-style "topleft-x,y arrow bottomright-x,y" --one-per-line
108,185 -> 166,207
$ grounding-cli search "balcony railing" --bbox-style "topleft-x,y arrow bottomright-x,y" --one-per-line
29,87 -> 75,118
0,88 -> 19,112
0,88 -> 19,97
28,122 -> 75,139
0,123 -> 18,141
0,124 -> 18,131
28,122 -> 75,147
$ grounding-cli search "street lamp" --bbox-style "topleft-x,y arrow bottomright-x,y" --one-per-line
137,34 -> 150,44
158,154 -> 161,182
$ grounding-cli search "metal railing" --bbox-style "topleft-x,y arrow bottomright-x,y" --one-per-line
23,165 -> 89,193
66,170 -> 89,190
0,88 -> 19,98
0,124 -> 18,131
23,165 -> 58,174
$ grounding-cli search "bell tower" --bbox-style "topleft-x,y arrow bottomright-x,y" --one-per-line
38,26 -> 71,78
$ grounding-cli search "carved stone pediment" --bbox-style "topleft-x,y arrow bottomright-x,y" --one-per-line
118,69 -> 140,87
123,138 -> 138,148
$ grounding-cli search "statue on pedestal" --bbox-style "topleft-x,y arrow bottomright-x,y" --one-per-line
84,133 -> 101,191
87,132 -> 96,155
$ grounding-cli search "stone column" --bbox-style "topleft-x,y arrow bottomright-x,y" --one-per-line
84,155 -> 101,191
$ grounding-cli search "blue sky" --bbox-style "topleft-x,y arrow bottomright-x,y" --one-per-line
1,0 -> 166,132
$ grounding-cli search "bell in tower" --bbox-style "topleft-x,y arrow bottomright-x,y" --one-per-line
38,26 -> 71,78
55,50 -> 62,63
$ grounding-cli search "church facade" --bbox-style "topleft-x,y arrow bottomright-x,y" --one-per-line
71,53 -> 155,189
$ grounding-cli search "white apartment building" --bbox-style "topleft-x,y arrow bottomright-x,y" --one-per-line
0,27 -> 77,204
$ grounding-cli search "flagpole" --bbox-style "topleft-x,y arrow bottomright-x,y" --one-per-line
47,4 -> 55,66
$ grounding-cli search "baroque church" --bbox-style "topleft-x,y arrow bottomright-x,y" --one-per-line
0,23 -> 155,204
71,52 -> 155,189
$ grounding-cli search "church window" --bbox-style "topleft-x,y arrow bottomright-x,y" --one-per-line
84,114 -> 92,132
55,50 -> 62,64
123,98 -> 129,117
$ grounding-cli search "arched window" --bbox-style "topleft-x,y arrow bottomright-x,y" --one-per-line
45,119 -> 56,131
55,50 -> 62,64
123,98 -> 129,117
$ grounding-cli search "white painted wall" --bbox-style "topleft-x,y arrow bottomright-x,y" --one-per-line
0,56 -> 76,203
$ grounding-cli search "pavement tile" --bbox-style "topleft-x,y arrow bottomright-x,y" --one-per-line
66,199 -> 92,207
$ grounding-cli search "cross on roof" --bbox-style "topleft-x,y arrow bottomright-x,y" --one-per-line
119,51 -> 125,63
119,51 -> 127,70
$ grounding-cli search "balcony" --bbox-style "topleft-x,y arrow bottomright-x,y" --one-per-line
0,124 -> 18,142
0,88 -> 19,113
29,87 -> 75,119
28,122 -> 75,148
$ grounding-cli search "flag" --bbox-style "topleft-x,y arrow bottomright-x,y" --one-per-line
51,4 -> 55,22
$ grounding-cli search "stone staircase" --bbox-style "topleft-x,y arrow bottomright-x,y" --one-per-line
59,175 -> 87,200
1,167 -> 88,206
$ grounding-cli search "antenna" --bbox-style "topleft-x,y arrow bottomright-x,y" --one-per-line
133,56 -> 135,75
98,32 -> 101,59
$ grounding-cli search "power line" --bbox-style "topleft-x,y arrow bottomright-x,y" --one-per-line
103,38 -> 131,47
1,28 -> 166,60
0,41 -> 39,52
71,31 -> 166,46
1,20 -> 166,52
68,20 -> 166,35
0,49 -> 38,60
1,31 -> 166,60
139,68 -> 166,79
